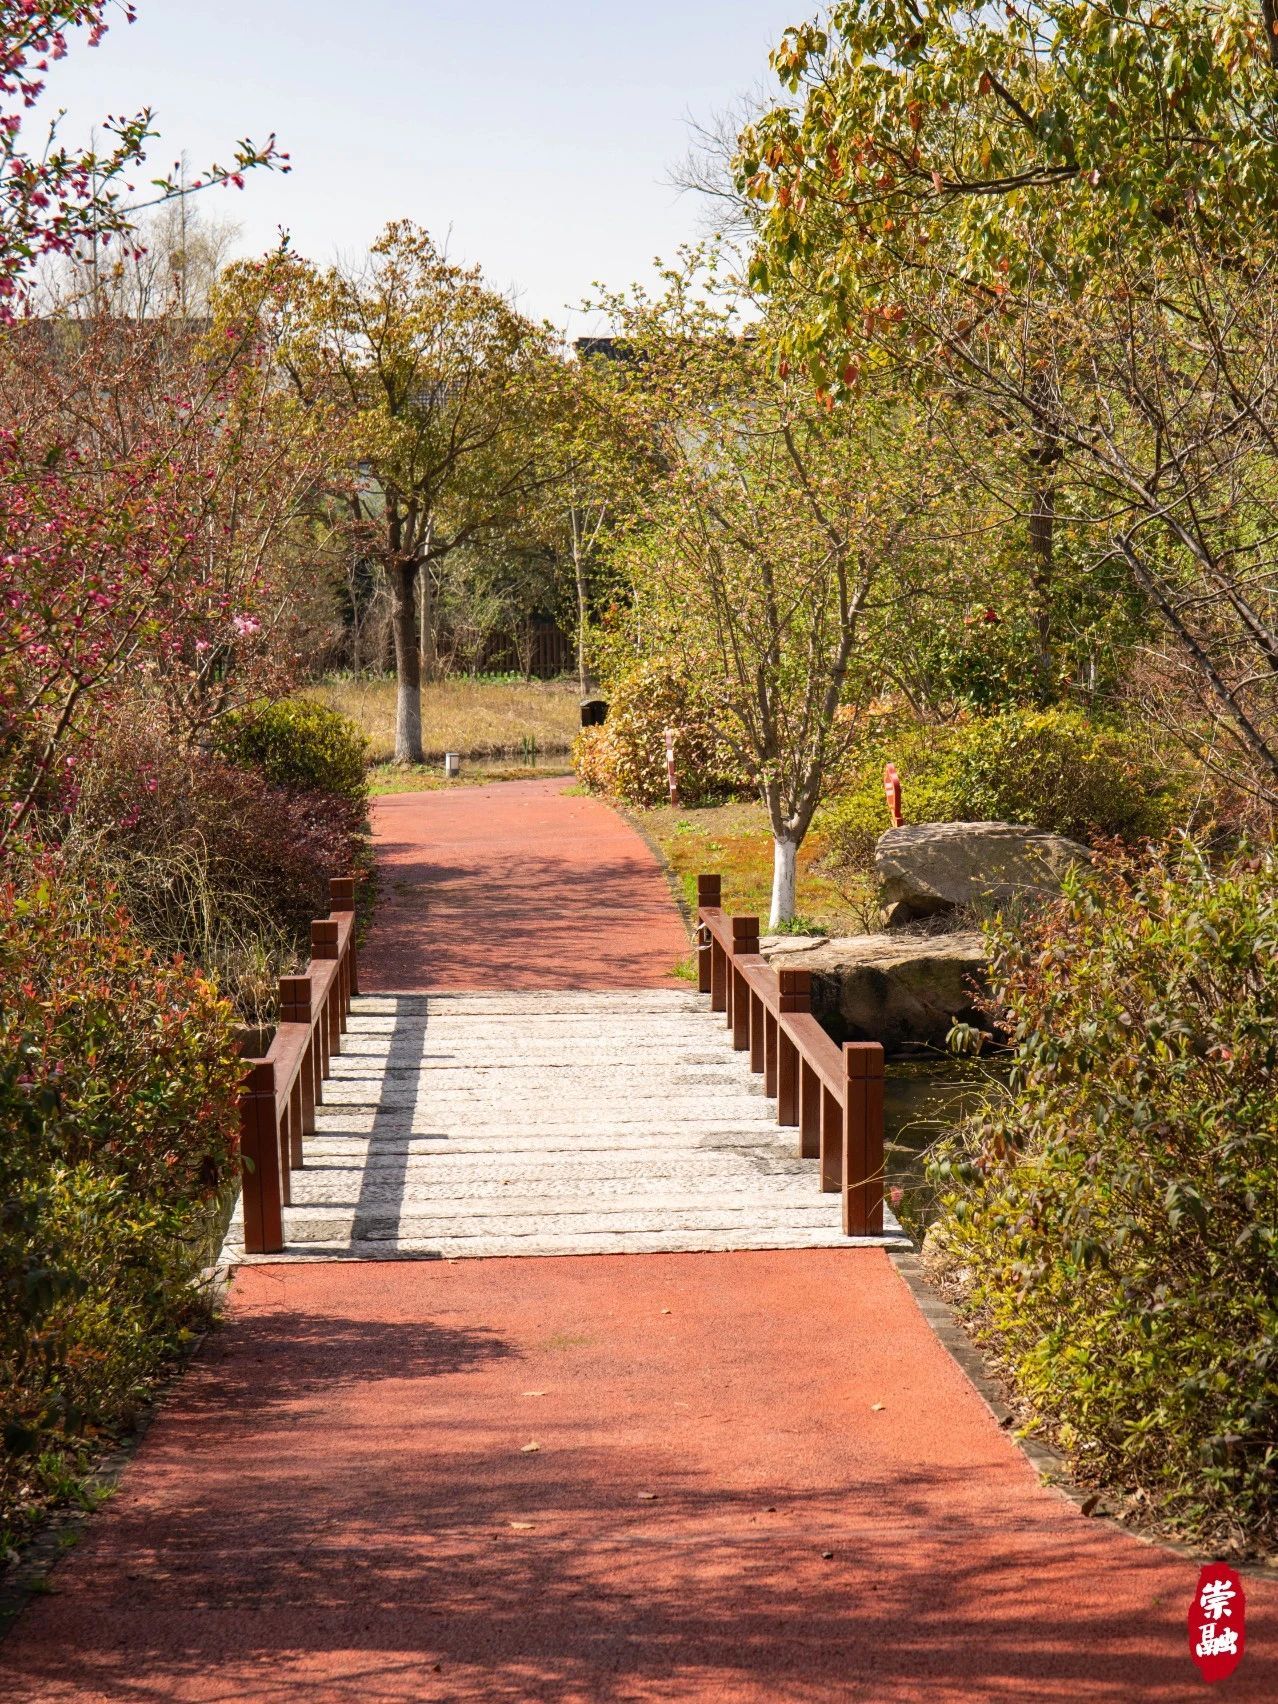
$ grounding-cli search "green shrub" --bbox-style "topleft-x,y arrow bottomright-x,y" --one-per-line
571,657 -> 749,806
572,725 -> 617,796
217,698 -> 369,827
951,708 -> 1179,844
0,859 -> 242,1549
822,721 -> 966,868
929,845 -> 1278,1548
824,708 -> 1179,871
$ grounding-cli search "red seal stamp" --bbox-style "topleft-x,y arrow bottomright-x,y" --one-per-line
1189,1563 -> 1245,1684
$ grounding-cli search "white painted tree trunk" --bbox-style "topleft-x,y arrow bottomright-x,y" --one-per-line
769,835 -> 798,929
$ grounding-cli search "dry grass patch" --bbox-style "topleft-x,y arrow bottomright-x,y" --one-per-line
308,676 -> 580,764
630,800 -> 878,935
370,758 -> 574,796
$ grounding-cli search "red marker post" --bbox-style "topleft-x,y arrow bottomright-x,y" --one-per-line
664,727 -> 680,808
883,762 -> 903,828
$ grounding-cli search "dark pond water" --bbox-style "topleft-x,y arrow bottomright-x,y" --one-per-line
884,1056 -> 1007,1238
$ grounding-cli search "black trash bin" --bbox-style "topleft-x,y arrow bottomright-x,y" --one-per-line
580,698 -> 609,729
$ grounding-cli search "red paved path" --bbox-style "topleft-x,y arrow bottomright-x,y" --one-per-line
363,778 -> 689,990
4,781 -> 1274,1700
4,1255 -> 1275,1702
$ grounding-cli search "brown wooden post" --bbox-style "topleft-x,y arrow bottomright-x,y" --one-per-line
710,934 -> 727,1013
729,916 -> 759,1051
843,1042 -> 886,1236
330,875 -> 359,997
749,989 -> 765,1075
280,975 -> 316,1133
820,1085 -> 842,1195
287,1074 -> 304,1172
314,915 -> 348,1036
798,1060 -> 820,1158
776,971 -> 810,1127
763,1010 -> 778,1098
696,875 -> 720,996
239,1062 -> 283,1255
311,920 -> 341,1056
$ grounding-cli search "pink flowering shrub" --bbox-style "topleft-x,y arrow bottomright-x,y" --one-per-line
0,855 -> 241,1548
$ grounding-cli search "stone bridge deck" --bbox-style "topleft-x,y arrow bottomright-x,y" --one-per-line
223,989 -> 907,1262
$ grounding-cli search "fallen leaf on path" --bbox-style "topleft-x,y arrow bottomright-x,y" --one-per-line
521,1442 -> 541,1453
509,1522 -> 536,1531
522,1390 -> 547,1397
821,1550 -> 835,1560
637,1492 -> 658,1501
871,1402 -> 885,1412
1080,1493 -> 1102,1516
661,1309 -> 671,1315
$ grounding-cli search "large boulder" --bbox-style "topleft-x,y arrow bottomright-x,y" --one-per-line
875,820 -> 1090,924
761,931 -> 987,1054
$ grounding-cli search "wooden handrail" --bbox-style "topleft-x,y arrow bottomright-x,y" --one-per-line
236,874 -> 360,1255
696,873 -> 885,1236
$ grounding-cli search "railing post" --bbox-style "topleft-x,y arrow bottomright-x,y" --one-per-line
239,1061 -> 283,1255
749,989 -> 765,1075
729,916 -> 759,1051
843,1042 -> 886,1236
710,930 -> 727,1014
776,970 -> 810,1126
311,919 -> 342,1053
280,974 -> 316,1134
696,874 -> 720,996
820,1084 -> 842,1194
798,1060 -> 820,1158
330,875 -> 359,998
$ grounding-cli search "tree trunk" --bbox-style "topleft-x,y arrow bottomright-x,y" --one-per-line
576,555 -> 592,698
391,561 -> 424,763
419,561 -> 440,683
769,834 -> 798,929
573,532 -> 594,698
1028,475 -> 1055,701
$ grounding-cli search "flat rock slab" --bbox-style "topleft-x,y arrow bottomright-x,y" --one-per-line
221,991 -> 908,1262
875,819 -> 1090,923
763,931 -> 987,1051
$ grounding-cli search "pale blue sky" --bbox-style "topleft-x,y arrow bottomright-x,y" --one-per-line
40,1 -> 797,330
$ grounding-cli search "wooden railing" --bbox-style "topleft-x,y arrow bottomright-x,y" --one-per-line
237,876 -> 360,1255
695,874 -> 885,1237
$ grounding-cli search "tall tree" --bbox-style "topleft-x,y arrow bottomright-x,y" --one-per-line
595,260 -> 954,925
219,224 -> 554,763
738,0 -> 1278,797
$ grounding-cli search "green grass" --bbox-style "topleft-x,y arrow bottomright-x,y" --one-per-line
629,799 -> 879,935
369,758 -> 574,797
